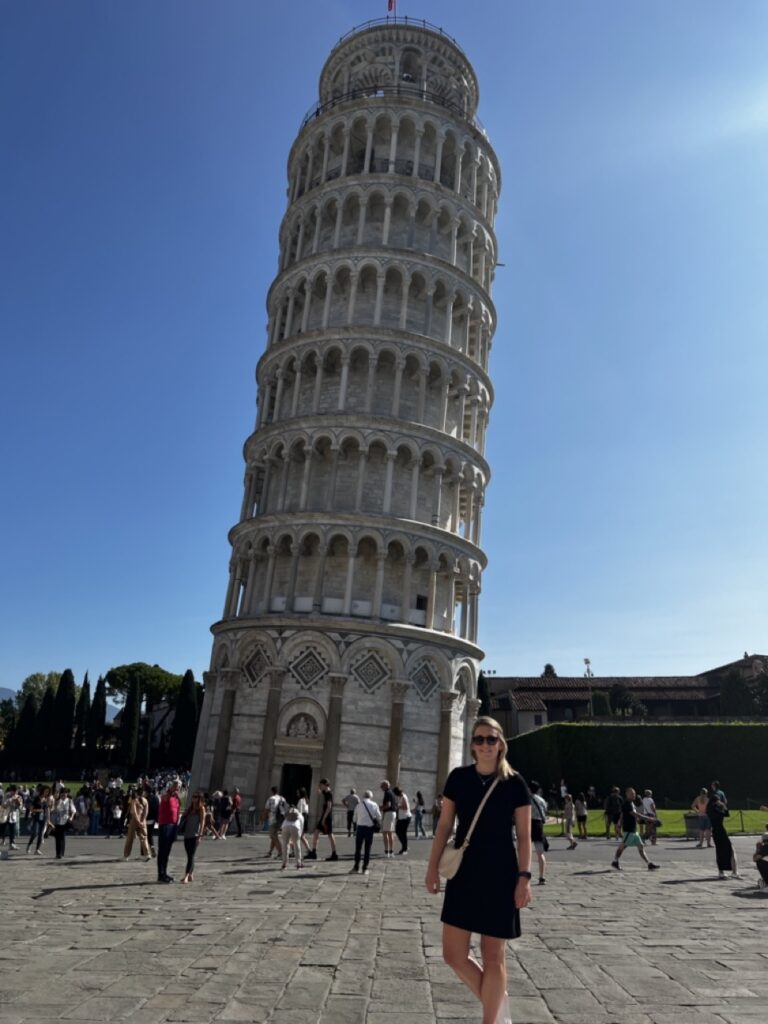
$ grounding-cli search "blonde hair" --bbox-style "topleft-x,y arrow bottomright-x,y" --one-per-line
471,716 -> 516,780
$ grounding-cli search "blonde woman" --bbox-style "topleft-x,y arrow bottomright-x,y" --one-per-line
425,716 -> 533,1024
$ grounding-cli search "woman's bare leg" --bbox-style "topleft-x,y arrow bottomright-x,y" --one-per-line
479,935 -> 507,1024
443,924 -> 483,999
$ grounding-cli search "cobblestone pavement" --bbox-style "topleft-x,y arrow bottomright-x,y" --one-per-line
0,831 -> 765,1023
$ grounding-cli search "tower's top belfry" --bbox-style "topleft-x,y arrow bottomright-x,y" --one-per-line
317,19 -> 480,122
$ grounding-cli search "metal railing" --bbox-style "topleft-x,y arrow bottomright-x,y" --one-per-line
299,84 -> 485,134
331,16 -> 465,55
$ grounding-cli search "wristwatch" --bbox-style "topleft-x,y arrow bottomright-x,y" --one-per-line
518,870 -> 532,880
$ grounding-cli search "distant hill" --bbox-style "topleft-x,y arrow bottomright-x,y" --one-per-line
0,687 -> 118,722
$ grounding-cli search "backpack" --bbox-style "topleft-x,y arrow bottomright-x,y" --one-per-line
274,797 -> 287,826
285,807 -> 300,824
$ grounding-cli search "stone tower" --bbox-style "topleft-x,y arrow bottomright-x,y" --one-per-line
192,17 -> 500,814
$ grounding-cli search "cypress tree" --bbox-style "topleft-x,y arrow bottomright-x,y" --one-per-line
10,693 -> 37,767
74,675 -> 91,761
37,685 -> 57,759
120,678 -> 141,770
52,668 -> 77,769
477,670 -> 492,717
87,676 -> 107,759
167,669 -> 199,767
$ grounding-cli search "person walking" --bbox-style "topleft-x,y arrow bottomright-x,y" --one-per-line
706,786 -> 741,880
180,792 -> 205,883
611,788 -> 660,872
342,789 -> 360,837
52,788 -> 76,859
425,716 -> 533,1024
691,788 -> 712,848
280,805 -> 305,870
574,792 -> 588,840
413,791 -> 427,839
218,790 -> 233,838
2,787 -> 23,850
123,787 -> 150,861
26,785 -> 51,855
640,789 -> 657,845
529,782 -> 548,883
380,780 -> 397,858
232,788 -> 243,837
305,779 -> 338,861
350,789 -> 381,874
297,788 -> 311,853
394,787 -> 411,855
603,787 -> 623,840
157,779 -> 181,883
264,787 -> 287,859
563,793 -> 578,849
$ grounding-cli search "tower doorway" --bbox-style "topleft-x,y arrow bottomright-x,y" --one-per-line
280,763 -> 313,805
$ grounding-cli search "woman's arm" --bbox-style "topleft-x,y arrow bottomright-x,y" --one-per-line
514,803 -> 533,909
424,796 -> 456,894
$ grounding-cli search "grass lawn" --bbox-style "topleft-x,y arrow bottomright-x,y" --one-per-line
545,808 -> 767,838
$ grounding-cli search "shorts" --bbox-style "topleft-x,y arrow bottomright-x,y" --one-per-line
608,813 -> 621,825
576,815 -> 587,824
533,840 -> 546,854
622,831 -> 644,848
381,812 -> 396,833
698,815 -> 711,830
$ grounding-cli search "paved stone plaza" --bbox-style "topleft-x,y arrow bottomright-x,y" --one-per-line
0,832 -> 765,1024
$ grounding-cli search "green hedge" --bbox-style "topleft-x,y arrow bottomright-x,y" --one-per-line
506,723 -> 768,804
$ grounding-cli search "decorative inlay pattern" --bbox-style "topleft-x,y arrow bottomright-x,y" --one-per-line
290,647 -> 330,690
243,645 -> 270,688
412,659 -> 441,702
351,651 -> 390,694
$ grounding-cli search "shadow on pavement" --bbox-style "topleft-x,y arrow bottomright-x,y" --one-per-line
732,888 -> 768,899
32,880 -> 154,900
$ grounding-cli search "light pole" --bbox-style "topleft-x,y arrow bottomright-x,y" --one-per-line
584,658 -> 594,718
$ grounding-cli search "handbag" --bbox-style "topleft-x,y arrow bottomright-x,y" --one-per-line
438,777 -> 500,880
362,799 -> 381,833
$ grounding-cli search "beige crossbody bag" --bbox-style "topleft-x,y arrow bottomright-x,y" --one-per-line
438,777 -> 500,880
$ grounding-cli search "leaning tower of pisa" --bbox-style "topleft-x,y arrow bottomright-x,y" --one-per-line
192,17 -> 501,813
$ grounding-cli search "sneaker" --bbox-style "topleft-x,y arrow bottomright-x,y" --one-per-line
362,869 -> 370,875
611,861 -> 621,871
349,866 -> 359,874
325,853 -> 339,862
568,842 -> 578,850
35,850 -> 42,856
648,863 -> 660,871
9,845 -> 17,851
718,871 -> 726,879
305,850 -> 317,860
538,877 -> 546,885
731,873 -> 742,880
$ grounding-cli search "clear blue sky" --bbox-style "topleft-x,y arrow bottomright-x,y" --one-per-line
2,1 -> 767,691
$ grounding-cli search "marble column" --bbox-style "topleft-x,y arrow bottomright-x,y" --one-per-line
209,669 -> 241,791
387,680 -> 411,784
436,691 -> 458,790
254,668 -> 287,811
190,669 -> 218,793
319,673 -> 347,796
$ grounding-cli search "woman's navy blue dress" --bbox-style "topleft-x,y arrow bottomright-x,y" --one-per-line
441,765 -> 531,940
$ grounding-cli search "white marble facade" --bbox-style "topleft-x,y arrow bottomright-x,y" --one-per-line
192,18 -> 500,815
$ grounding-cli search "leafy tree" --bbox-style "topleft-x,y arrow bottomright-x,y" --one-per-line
120,678 -> 141,769
87,676 -> 107,759
14,671 -> 61,713
753,670 -> 768,716
591,690 -> 611,716
37,684 -> 57,757
541,664 -> 558,678
52,668 -> 77,766
608,683 -> 646,719
167,669 -> 199,767
106,663 -> 182,718
477,670 -> 492,717
73,676 -> 91,759
719,670 -> 757,716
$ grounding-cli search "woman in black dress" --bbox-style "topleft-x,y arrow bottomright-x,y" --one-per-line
706,788 -> 741,880
426,716 -> 533,1024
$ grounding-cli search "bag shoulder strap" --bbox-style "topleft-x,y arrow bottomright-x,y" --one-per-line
459,777 -> 500,851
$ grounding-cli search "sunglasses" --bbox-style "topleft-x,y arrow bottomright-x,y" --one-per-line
471,735 -> 500,746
